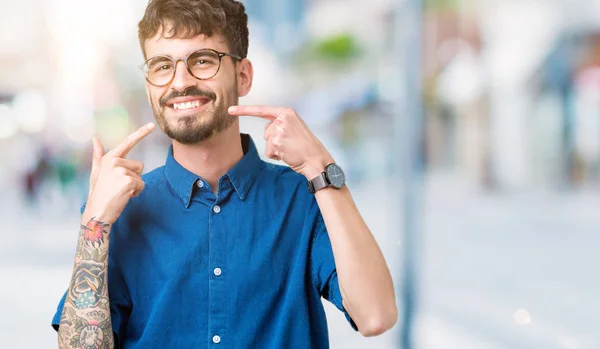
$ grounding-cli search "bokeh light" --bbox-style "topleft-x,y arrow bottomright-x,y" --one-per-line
12,91 -> 48,133
514,309 -> 532,325
0,104 -> 18,139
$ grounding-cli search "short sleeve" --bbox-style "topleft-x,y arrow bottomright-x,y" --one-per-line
310,213 -> 358,331
51,291 -> 67,331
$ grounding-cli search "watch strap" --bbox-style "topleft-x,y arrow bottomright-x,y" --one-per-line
308,172 -> 328,194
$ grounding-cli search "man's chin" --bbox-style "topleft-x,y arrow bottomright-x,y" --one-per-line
166,129 -> 206,145
164,121 -> 217,144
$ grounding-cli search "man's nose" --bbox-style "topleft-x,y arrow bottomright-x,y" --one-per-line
170,60 -> 197,90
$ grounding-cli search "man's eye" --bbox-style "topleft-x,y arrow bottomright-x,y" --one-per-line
157,64 -> 172,71
193,58 -> 217,66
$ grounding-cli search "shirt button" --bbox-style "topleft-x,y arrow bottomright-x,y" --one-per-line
197,180 -> 204,188
213,205 -> 221,214
213,267 -> 222,276
212,335 -> 221,344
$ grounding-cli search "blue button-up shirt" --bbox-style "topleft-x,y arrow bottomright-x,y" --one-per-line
52,134 -> 355,348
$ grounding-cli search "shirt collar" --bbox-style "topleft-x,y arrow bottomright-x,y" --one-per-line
164,133 -> 263,207
226,133 -> 263,201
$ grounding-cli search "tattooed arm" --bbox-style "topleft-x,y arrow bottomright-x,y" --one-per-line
57,123 -> 155,349
58,219 -> 113,349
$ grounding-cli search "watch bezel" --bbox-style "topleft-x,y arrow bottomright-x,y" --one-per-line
325,163 -> 345,189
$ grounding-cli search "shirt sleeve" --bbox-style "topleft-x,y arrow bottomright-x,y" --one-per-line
310,212 -> 358,331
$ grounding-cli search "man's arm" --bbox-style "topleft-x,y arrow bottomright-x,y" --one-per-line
58,218 -> 113,348
228,106 -> 398,336
57,123 -> 155,348
313,184 -> 398,336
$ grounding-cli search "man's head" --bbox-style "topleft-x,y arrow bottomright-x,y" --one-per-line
138,0 -> 253,144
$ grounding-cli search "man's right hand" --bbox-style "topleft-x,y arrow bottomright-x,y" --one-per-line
83,123 -> 156,225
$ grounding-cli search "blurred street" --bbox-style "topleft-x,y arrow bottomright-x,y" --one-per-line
1,173 -> 597,349
3,0 -> 600,347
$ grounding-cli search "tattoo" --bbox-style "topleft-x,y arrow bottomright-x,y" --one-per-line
83,219 -> 109,248
75,219 -> 108,262
58,325 -> 71,347
62,308 -> 113,349
69,218 -> 110,310
75,225 -> 86,262
60,218 -> 113,349
69,259 -> 107,309
85,311 -> 106,321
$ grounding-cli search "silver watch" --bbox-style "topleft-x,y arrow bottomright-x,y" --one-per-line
308,163 -> 346,194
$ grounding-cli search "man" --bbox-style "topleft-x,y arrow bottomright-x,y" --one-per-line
52,0 -> 397,348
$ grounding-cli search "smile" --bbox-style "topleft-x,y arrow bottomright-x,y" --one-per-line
167,97 -> 212,111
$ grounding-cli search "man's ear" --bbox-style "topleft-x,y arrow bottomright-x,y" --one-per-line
237,58 -> 254,97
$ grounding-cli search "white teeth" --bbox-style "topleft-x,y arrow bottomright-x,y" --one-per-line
172,100 -> 204,110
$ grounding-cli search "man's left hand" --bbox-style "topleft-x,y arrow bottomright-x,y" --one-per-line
228,105 -> 333,180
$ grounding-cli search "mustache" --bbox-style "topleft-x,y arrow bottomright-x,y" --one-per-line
160,87 -> 216,106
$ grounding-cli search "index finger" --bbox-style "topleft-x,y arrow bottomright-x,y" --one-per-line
228,105 -> 287,121
111,122 -> 156,158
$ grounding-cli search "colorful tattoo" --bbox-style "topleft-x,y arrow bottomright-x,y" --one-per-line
83,219 -> 109,248
70,261 -> 106,309
69,219 -> 110,310
62,307 -> 113,349
60,218 -> 113,349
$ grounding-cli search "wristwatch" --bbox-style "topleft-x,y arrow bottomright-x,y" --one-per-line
308,163 -> 346,194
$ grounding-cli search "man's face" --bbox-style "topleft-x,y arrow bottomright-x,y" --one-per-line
143,30 -> 240,144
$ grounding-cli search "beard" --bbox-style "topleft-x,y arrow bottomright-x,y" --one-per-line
150,83 -> 238,144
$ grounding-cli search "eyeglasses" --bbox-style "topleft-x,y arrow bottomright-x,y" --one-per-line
142,48 -> 243,87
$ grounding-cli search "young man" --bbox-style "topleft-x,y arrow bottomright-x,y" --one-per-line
52,0 -> 397,348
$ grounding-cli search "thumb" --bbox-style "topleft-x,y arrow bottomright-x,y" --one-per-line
92,137 -> 105,161
90,137 -> 104,186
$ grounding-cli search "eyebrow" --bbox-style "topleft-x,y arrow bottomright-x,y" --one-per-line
149,56 -> 173,61
147,54 -> 174,61
146,48 -> 217,62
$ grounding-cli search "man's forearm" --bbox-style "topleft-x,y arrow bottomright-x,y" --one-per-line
55,123 -> 153,348
58,217 -> 114,349
315,186 -> 398,336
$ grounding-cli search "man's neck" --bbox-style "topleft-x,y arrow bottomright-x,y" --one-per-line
172,124 -> 244,193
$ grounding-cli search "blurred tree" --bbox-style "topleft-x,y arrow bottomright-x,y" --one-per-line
313,34 -> 361,61
292,33 -> 362,66
424,0 -> 460,10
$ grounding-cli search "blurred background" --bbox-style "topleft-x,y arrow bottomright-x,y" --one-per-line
0,0 -> 599,348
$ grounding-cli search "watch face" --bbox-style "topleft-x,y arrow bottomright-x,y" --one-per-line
326,163 -> 346,189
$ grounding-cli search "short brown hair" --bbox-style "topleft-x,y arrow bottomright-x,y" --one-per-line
138,0 -> 249,59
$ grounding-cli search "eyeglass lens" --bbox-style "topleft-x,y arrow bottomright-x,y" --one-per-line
145,49 -> 221,86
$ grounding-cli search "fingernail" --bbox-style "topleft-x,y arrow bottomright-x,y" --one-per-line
147,122 -> 155,130
228,106 -> 236,113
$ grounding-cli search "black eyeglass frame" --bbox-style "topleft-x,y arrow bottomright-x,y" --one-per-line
142,48 -> 243,87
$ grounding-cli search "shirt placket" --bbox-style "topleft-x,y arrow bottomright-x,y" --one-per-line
208,193 -> 227,347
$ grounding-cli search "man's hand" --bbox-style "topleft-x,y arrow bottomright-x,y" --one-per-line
228,106 -> 333,180
83,123 -> 155,225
